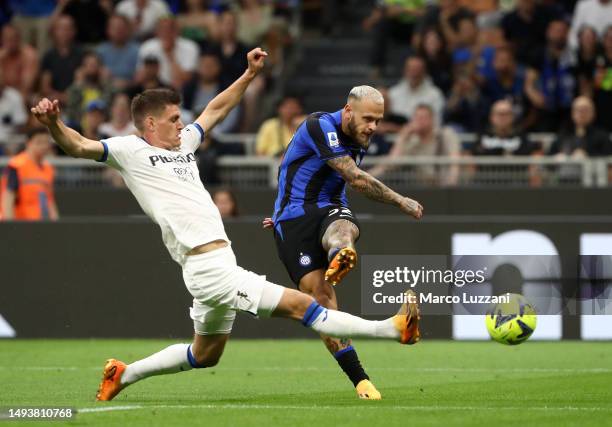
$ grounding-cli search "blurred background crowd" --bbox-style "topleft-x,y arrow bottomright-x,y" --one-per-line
1,0 -> 612,219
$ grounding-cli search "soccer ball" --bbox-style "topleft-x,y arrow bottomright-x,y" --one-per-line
485,293 -> 537,345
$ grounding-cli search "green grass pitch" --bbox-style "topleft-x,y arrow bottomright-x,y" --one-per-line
1,339 -> 611,426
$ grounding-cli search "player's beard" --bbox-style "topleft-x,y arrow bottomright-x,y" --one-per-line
348,116 -> 370,148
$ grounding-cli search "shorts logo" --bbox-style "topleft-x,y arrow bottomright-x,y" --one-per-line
327,132 -> 339,148
299,253 -> 312,267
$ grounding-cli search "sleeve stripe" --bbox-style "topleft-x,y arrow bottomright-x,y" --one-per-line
192,123 -> 205,142
305,116 -> 331,157
97,141 -> 109,163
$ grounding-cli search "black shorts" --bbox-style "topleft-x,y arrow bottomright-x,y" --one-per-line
274,205 -> 361,286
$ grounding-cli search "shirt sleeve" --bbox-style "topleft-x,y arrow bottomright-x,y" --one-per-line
180,123 -> 205,153
97,136 -> 137,169
304,115 -> 349,160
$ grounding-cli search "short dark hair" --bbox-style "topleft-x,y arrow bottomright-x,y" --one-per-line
131,88 -> 181,130
26,127 -> 49,141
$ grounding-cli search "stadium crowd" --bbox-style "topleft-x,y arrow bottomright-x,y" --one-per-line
1,0 -> 612,218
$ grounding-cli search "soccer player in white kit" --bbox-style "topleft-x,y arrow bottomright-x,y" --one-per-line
31,48 -> 420,402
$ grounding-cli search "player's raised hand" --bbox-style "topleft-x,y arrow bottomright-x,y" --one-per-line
399,197 -> 423,220
31,98 -> 61,127
262,217 -> 274,230
247,47 -> 267,76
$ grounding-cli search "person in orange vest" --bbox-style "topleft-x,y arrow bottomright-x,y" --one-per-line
1,127 -> 59,220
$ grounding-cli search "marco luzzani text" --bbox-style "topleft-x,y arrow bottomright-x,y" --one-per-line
370,267 -> 510,305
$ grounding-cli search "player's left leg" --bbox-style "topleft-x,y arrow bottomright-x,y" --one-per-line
322,216 -> 360,286
299,270 -> 381,399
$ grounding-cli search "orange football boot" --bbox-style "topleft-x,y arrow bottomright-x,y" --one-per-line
393,290 -> 421,344
96,359 -> 127,401
325,247 -> 357,286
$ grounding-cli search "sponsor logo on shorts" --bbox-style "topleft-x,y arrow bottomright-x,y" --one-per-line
327,132 -> 339,148
237,290 -> 251,302
299,253 -> 312,267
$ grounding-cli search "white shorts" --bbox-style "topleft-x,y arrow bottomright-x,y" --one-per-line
181,245 -> 284,335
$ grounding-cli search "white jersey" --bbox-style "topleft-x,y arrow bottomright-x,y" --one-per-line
99,123 -> 229,264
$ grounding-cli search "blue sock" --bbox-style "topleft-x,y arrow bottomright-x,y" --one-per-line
334,345 -> 369,387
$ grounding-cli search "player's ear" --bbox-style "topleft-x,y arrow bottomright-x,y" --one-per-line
145,115 -> 155,132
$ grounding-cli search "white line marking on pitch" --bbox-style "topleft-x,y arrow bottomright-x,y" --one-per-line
78,404 -> 612,414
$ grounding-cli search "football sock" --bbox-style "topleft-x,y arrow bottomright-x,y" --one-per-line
334,346 -> 369,387
121,343 -> 201,385
302,302 -> 399,339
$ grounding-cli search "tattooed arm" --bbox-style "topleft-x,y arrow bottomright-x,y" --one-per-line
327,156 -> 423,219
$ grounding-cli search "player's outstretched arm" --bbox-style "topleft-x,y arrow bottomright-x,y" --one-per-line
195,47 -> 267,133
327,156 -> 423,219
31,98 -> 104,160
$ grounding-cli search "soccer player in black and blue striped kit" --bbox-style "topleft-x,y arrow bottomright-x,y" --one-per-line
264,86 -> 424,399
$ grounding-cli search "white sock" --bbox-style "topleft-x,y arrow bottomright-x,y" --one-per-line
121,343 -> 197,385
303,302 -> 399,339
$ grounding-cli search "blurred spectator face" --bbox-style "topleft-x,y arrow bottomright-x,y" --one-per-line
412,106 -> 434,134
107,15 -> 132,45
157,18 -> 179,48
53,15 -> 76,47
345,98 -> 385,148
422,30 -> 443,57
493,49 -> 515,75
578,26 -> 598,51
490,100 -> 514,133
219,12 -> 238,41
26,133 -> 52,159
111,94 -> 131,124
404,57 -> 426,87
82,54 -> 102,80
546,20 -> 569,49
197,54 -> 221,83
1,25 -> 21,54
278,97 -> 303,124
142,58 -> 161,81
213,190 -> 238,218
457,18 -> 478,46
572,96 -> 595,128
517,0 -> 536,15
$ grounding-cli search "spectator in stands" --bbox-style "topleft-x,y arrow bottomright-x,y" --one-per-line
388,55 -> 445,123
9,0 -> 55,52
0,127 -> 58,221
0,24 -> 39,99
549,96 -> 611,157
362,0 -> 426,75
594,25 -> 612,131
255,95 -> 303,157
417,28 -> 452,93
575,26 -> 601,96
472,99 -> 538,156
125,56 -> 170,100
138,16 -> 200,89
444,73 -> 488,132
416,0 -> 474,49
115,0 -> 171,40
40,14 -> 84,104
99,93 -> 137,138
50,0 -> 113,44
212,188 -> 239,218
450,15 -> 496,81
177,0 -> 220,44
65,52 -> 114,130
501,0 -> 561,65
481,47 -> 529,127
371,103 -> 461,186
96,14 -> 141,89
215,10 -> 263,131
525,19 -> 576,132
233,0 -> 274,46
183,52 -> 241,135
569,0 -> 612,50
81,99 -> 106,141
0,67 -> 28,154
